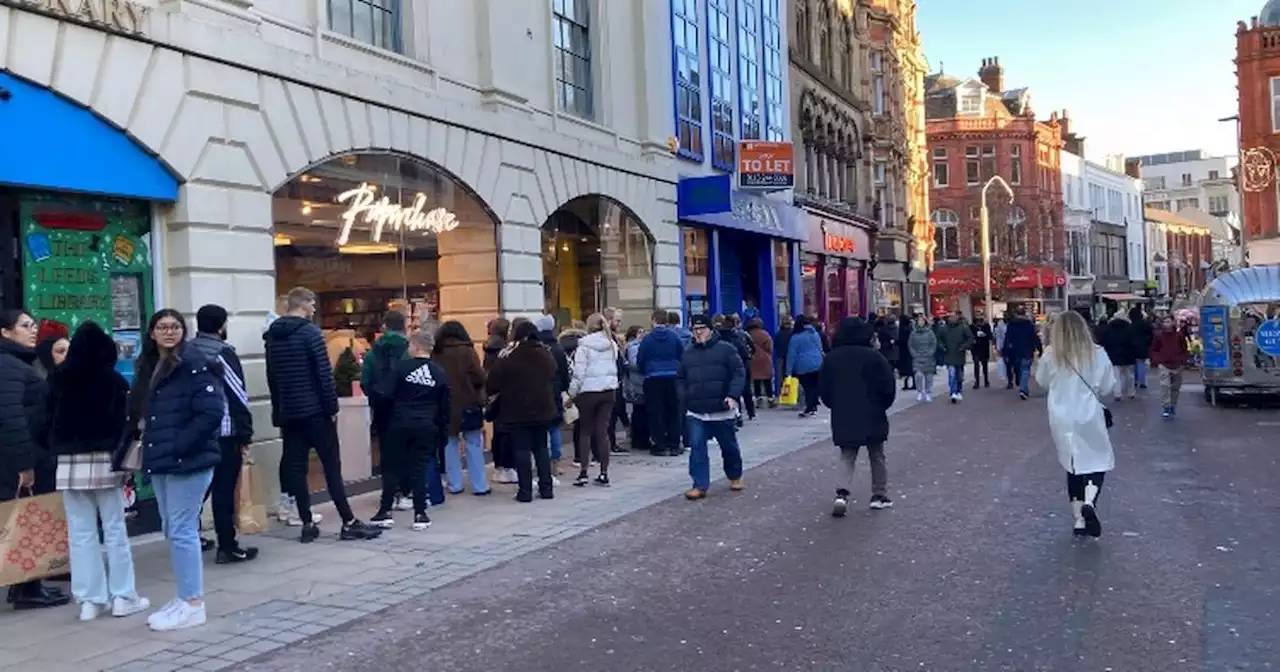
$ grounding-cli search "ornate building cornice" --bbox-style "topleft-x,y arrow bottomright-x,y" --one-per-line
799,87 -> 865,161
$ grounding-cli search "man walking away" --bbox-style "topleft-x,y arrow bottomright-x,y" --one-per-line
1099,312 -> 1137,401
369,332 -> 449,531
264,287 -> 381,543
1129,306 -> 1154,389
819,317 -> 896,515
939,312 -> 974,403
1002,307 -> 1041,400
362,311 -> 410,510
970,313 -> 993,389
637,309 -> 685,456
679,315 -> 746,500
190,305 -> 258,564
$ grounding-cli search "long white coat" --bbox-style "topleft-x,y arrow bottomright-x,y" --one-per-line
1034,344 -> 1118,474
569,331 -> 620,397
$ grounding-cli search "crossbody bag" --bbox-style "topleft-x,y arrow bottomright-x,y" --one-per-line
1061,357 -> 1114,430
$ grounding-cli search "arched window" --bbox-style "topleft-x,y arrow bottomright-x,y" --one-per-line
796,0 -> 810,60
932,209 -> 959,261
1008,205 -> 1027,259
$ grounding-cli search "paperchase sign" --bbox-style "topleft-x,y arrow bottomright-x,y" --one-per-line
3,0 -> 150,35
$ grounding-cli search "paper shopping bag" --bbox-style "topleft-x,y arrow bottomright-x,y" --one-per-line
779,376 -> 800,406
0,492 -> 70,587
235,460 -> 268,535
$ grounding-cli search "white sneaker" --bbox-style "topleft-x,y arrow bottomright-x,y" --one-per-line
146,599 -> 182,628
79,602 -> 105,622
924,393 -> 932,403
956,393 -> 964,401
112,595 -> 151,618
550,475 -> 561,487
284,511 -> 323,527
504,468 -> 518,483
393,496 -> 412,511
148,600 -> 207,632
915,391 -> 925,402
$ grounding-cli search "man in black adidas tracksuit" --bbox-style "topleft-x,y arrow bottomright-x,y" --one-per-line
369,331 -> 450,531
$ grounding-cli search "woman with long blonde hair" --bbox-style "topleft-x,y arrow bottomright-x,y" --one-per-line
568,313 -> 620,486
1033,311 -> 1117,538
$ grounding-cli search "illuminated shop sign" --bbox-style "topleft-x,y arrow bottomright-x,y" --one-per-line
335,183 -> 459,246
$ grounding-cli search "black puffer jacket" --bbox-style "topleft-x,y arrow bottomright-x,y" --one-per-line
819,318 -> 896,447
48,323 -> 130,456
677,334 -> 746,415
378,356 -> 451,438
137,344 -> 225,475
1100,318 -> 1137,367
486,339 -> 558,428
0,339 -> 47,487
264,316 -> 338,426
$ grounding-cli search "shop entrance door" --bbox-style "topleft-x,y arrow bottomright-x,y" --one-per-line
718,231 -> 763,317
0,191 -> 20,309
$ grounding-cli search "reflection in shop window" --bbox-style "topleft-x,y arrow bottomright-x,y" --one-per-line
543,197 -> 654,330
773,240 -> 791,318
684,227 -> 710,316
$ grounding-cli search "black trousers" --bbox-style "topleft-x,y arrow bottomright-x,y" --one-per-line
629,402 -> 651,453
751,379 -> 773,399
280,414 -> 354,525
1004,356 -> 1018,386
1066,471 -> 1106,502
208,437 -> 242,551
379,427 -> 436,515
972,357 -> 989,387
508,424 -> 552,498
741,379 -> 755,419
607,387 -> 629,444
644,377 -> 681,453
797,371 -> 821,413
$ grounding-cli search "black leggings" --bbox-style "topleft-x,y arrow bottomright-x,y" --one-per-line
752,379 -> 773,398
797,371 -> 821,413
1066,471 -> 1106,502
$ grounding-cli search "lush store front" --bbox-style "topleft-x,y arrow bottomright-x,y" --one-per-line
0,70 -> 177,534
272,152 -> 498,483
677,176 -> 805,332
800,212 -> 874,328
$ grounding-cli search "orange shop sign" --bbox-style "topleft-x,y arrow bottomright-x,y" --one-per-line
738,141 -> 795,190
824,233 -> 857,254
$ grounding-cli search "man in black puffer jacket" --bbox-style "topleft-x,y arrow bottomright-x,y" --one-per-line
264,287 -> 380,543
678,314 -> 746,501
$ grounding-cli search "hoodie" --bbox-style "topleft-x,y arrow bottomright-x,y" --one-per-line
569,330 -> 620,397
264,315 -> 338,426
636,326 -> 684,378
188,331 -> 253,444
361,331 -> 408,394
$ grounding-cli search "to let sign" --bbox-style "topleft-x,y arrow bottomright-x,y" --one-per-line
738,141 -> 795,190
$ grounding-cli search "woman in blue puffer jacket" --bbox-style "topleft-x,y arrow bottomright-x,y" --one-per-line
121,309 -> 224,632
785,315 -> 826,417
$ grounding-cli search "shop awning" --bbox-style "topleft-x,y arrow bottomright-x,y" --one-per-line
1099,293 -> 1144,301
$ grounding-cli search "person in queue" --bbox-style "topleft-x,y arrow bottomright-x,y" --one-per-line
486,320 -> 558,502
785,315 -> 825,417
0,309 -> 69,610
637,309 -> 685,456
433,320 -> 490,496
371,332 -> 450,531
679,314 -> 746,500
49,321 -> 150,620
264,287 -> 380,543
124,309 -> 224,630
362,310 -> 412,511
568,313 -> 620,487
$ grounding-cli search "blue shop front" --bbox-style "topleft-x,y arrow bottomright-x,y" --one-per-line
677,175 -> 806,333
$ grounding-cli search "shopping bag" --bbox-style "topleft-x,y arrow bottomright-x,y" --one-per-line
0,491 -> 70,587
996,359 -> 1006,380
779,376 -> 800,406
236,459 -> 268,535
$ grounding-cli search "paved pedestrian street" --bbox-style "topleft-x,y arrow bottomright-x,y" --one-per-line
6,378 -> 1280,671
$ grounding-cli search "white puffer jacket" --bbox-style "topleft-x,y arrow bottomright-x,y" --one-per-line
569,330 -> 620,397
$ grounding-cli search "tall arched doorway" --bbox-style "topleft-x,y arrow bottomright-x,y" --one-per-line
272,152 -> 499,346
542,196 -> 655,330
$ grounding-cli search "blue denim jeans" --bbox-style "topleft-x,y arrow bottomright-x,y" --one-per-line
548,424 -> 563,461
444,430 -> 489,494
947,365 -> 964,395
152,469 -> 214,601
686,417 -> 743,491
63,487 -> 138,606
424,454 -> 445,506
1135,358 -> 1148,387
1018,358 -> 1033,395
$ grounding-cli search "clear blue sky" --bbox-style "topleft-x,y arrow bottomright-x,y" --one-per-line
916,0 -> 1260,161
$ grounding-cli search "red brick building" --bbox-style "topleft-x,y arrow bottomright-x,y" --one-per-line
1235,5 -> 1280,266
924,57 -> 1066,317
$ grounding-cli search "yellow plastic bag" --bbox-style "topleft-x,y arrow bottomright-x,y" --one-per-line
779,376 -> 800,406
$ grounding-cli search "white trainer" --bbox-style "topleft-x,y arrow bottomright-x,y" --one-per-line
112,595 -> 151,618
148,600 -> 207,632
79,602 -> 105,622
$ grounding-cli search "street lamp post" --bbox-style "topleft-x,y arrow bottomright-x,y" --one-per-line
979,175 -> 1015,315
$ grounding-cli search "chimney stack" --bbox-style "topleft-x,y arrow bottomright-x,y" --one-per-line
979,56 -> 1004,93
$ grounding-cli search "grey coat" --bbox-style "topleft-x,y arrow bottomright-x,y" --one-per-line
907,327 -> 939,373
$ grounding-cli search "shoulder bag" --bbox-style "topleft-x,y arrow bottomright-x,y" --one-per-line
1061,356 -> 1114,430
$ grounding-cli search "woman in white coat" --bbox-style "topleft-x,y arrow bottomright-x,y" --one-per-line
568,313 -> 620,487
1033,310 -> 1117,538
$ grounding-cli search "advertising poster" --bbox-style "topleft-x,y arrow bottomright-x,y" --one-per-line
1200,305 -> 1229,370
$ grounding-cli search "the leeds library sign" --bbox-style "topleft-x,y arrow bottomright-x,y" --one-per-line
3,0 -> 150,36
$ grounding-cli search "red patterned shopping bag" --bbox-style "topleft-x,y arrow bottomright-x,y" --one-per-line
0,492 -> 70,587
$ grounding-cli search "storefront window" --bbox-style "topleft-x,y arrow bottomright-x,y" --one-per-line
684,226 -> 710,316
826,262 -> 845,326
802,255 -> 820,318
875,280 -> 902,313
773,240 -> 791,318
543,196 -> 654,329
273,152 -> 497,346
